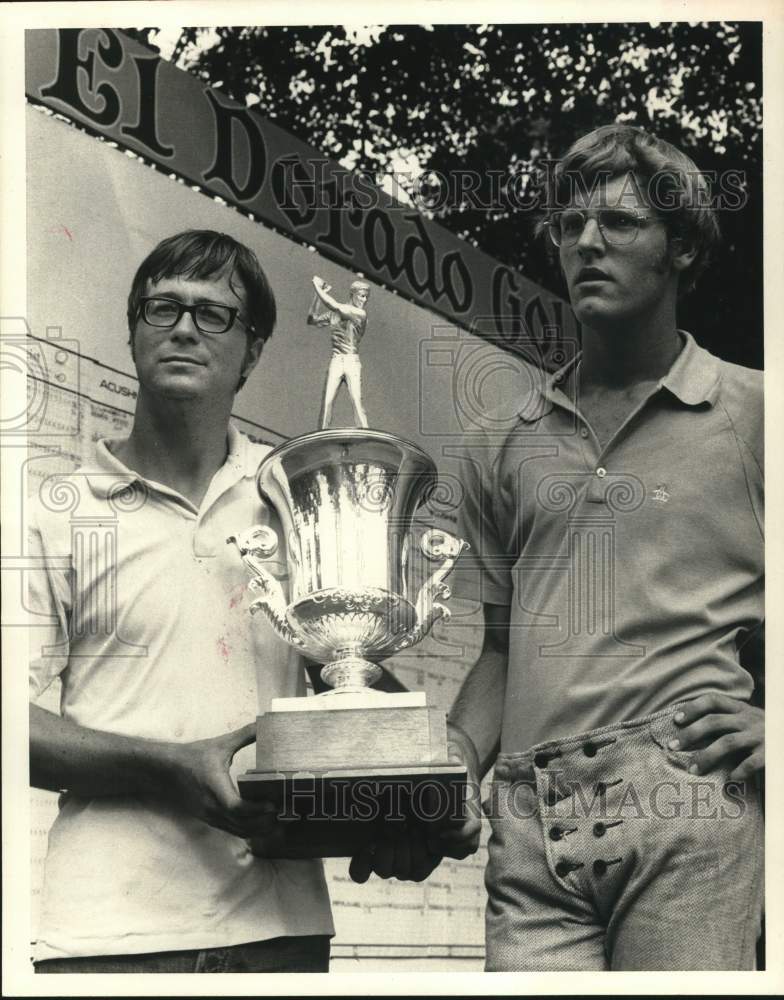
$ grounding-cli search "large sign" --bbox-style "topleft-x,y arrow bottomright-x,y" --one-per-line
25,28 -> 576,362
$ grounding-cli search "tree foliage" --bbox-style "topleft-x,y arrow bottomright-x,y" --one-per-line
142,22 -> 763,367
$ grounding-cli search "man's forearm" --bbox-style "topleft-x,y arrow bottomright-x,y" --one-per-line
447,604 -> 509,779
30,703 -> 177,798
448,648 -> 506,778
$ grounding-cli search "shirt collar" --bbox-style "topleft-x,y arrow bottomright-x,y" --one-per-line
85,421 -> 256,501
517,351 -> 579,422
517,330 -> 720,423
226,421 -> 259,477
659,330 -> 722,406
83,440 -> 142,500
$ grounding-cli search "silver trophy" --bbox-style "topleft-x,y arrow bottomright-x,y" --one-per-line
228,280 -> 468,857
229,430 -> 466,693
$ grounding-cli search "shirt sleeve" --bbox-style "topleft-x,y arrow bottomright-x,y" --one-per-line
736,433 -> 763,540
451,442 -> 513,607
27,513 -> 72,702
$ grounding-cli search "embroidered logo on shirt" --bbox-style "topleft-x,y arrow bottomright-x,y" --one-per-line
652,484 -> 671,504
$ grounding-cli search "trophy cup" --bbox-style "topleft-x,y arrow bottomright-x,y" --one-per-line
227,279 -> 468,858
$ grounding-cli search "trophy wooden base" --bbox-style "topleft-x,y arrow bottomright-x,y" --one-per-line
239,692 -> 468,858
239,763 -> 467,858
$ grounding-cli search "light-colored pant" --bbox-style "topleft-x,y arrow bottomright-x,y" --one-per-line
484,704 -> 764,970
321,353 -> 367,428
34,935 -> 331,973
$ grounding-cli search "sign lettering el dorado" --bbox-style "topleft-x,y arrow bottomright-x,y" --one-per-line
25,28 -> 577,358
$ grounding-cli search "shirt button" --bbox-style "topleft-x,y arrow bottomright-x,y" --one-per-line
596,467 -> 607,478
580,428 -> 589,438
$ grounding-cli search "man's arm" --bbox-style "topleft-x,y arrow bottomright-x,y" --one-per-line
423,602 -> 508,863
348,602 -> 508,882
670,694 -> 764,781
663,623 -> 765,782
30,703 -> 281,840
446,602 -> 509,779
31,702 -> 172,798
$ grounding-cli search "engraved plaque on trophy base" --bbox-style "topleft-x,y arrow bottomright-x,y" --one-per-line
238,693 -> 466,858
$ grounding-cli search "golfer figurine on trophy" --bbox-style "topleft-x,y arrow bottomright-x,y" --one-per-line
227,273 -> 468,858
308,275 -> 370,429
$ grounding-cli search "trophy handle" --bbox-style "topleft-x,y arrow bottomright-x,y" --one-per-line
227,526 -> 305,648
387,528 -> 469,652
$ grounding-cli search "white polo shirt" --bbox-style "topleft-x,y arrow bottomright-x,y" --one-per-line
28,424 -> 334,959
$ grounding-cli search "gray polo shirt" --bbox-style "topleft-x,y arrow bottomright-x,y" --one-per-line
453,332 -> 763,750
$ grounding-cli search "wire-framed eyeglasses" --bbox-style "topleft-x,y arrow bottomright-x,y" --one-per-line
140,297 -> 254,335
547,208 -> 656,248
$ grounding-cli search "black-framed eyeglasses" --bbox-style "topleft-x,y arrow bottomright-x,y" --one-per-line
547,208 -> 656,248
139,296 -> 253,335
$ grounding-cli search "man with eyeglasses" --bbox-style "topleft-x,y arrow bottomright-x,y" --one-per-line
28,230 -> 336,972
440,126 -> 764,970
